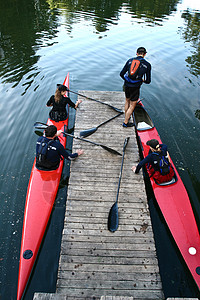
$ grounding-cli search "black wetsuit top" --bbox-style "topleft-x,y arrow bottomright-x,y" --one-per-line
46,95 -> 76,121
47,95 -> 76,112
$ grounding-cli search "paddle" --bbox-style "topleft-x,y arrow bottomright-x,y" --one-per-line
34,122 -> 122,156
108,137 -> 130,232
67,89 -> 123,113
80,112 -> 123,138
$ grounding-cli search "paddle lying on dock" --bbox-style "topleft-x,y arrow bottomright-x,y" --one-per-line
34,122 -> 122,156
80,112 -> 123,138
67,89 -> 123,113
108,137 -> 130,232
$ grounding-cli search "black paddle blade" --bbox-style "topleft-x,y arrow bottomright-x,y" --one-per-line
80,112 -> 123,138
34,130 -> 43,136
67,127 -> 75,134
101,145 -> 122,156
80,127 -> 97,138
108,202 -> 118,232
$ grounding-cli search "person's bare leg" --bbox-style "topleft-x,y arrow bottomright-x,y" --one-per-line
124,100 -> 137,124
124,98 -> 130,116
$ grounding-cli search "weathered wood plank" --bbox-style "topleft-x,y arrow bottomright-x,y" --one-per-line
57,270 -> 161,282
61,234 -> 155,244
56,278 -> 162,290
58,248 -> 158,260
55,287 -> 162,299
60,240 -> 156,251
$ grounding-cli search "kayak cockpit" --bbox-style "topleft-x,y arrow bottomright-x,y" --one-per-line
154,176 -> 177,186
134,103 -> 154,131
151,165 -> 178,186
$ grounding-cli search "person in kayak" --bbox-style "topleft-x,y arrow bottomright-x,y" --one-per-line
46,84 -> 82,122
120,47 -> 151,127
131,139 -> 175,184
36,125 -> 83,170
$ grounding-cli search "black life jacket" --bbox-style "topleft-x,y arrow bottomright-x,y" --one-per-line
36,138 -> 52,162
36,138 -> 59,170
152,152 -> 170,175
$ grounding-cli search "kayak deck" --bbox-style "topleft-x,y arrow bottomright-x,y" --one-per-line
17,75 -> 69,300
133,103 -> 200,291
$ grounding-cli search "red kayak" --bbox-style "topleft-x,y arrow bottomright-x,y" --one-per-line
133,102 -> 200,290
17,73 -> 70,300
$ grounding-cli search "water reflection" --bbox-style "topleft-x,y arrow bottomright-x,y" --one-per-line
195,109 -> 200,120
47,0 -> 180,31
0,0 -> 58,87
0,0 -> 182,89
180,9 -> 200,78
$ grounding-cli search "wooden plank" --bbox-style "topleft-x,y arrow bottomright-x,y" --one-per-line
55,287 -> 163,299
57,270 -> 161,282
56,278 -> 162,290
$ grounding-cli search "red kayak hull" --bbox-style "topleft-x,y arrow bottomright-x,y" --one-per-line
17,73 -> 70,300
133,102 -> 200,290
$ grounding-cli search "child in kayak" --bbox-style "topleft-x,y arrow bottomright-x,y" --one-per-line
131,139 -> 174,184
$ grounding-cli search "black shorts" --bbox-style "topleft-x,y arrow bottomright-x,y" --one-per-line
125,86 -> 140,101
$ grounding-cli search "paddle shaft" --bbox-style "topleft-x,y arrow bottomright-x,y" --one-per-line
63,132 -> 122,155
68,89 -> 123,113
34,122 -> 122,156
115,137 -> 130,204
80,112 -> 123,137
64,131 -> 106,146
96,112 -> 123,129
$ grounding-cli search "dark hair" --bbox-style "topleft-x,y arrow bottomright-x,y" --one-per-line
146,139 -> 160,150
45,125 -> 57,137
58,85 -> 67,92
137,47 -> 147,55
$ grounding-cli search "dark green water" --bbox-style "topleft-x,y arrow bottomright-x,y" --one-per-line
0,0 -> 199,299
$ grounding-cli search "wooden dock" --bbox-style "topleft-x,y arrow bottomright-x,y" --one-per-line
34,91 -> 164,299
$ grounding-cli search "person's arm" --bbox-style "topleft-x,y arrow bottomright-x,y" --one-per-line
68,149 -> 84,160
131,154 -> 152,173
65,97 -> 76,108
65,96 -> 82,109
166,151 -> 171,163
75,99 -> 82,108
143,63 -> 151,84
120,60 -> 129,80
46,95 -> 54,107
57,142 -> 83,160
160,144 -> 171,163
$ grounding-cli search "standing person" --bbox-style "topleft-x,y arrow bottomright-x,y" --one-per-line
120,47 -> 151,127
131,139 -> 174,184
46,84 -> 82,122
36,125 -> 83,170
